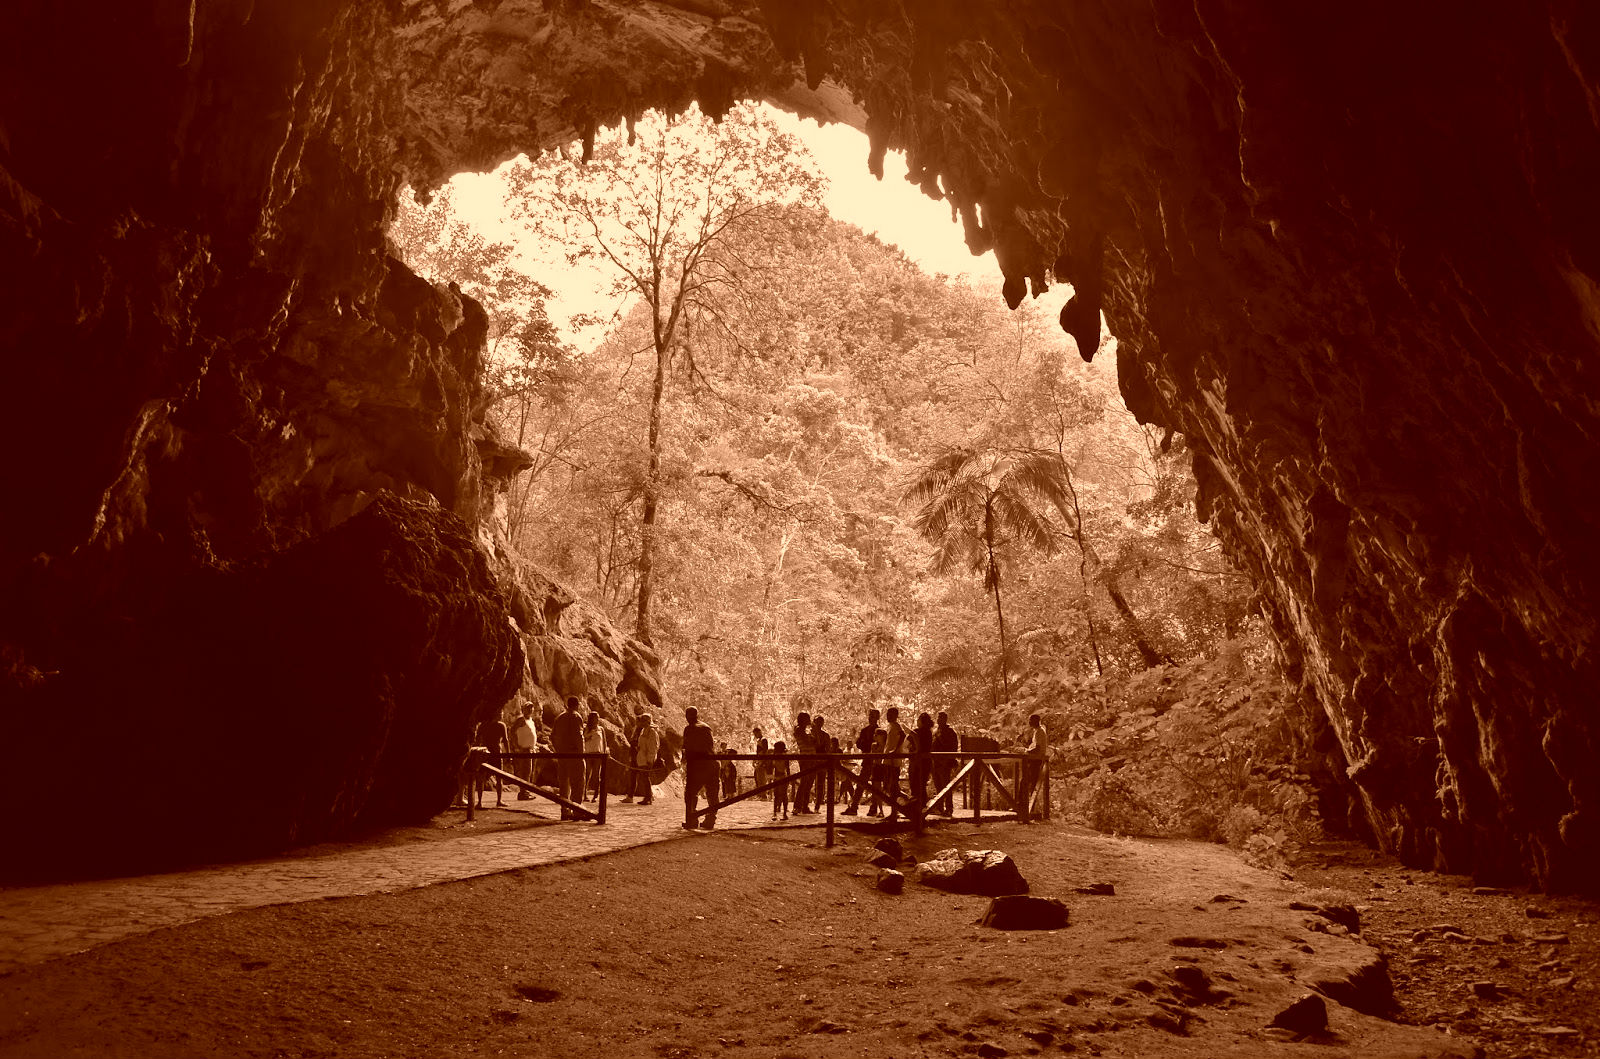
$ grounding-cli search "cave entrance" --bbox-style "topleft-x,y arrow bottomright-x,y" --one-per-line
390,98 -> 1252,784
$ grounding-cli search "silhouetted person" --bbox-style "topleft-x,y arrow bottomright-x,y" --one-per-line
809,714 -> 831,810
865,727 -> 888,816
1020,712 -> 1049,819
719,743 -> 738,799
909,711 -> 934,823
682,706 -> 717,830
752,727 -> 770,800
628,712 -> 659,804
583,710 -> 606,801
882,705 -> 906,822
932,711 -> 958,814
843,707 -> 880,815
790,710 -> 815,815
551,696 -> 585,819
771,740 -> 791,820
476,717 -> 508,809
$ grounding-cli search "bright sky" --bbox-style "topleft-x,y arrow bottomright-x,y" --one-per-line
438,103 -> 1071,348
764,109 -> 986,279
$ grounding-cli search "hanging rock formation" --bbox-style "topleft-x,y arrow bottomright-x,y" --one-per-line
2,2 -> 1597,890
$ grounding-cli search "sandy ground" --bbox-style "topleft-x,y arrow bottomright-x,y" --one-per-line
0,816 -> 1595,1058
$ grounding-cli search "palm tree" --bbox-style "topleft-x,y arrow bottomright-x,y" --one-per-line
904,446 -> 1072,705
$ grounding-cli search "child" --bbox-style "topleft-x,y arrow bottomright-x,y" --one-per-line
771,740 -> 791,820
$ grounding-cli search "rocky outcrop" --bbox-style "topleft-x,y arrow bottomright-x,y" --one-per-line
918,849 -> 1030,896
0,2 -> 524,871
3,495 -> 524,878
2,2 -> 1598,890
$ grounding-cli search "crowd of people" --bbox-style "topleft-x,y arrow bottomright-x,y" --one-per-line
681,705 -> 1050,831
462,696 -> 1051,832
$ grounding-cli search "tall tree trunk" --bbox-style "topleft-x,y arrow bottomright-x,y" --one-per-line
984,500 -> 1009,704
1080,557 -> 1104,676
1070,520 -> 1164,670
1054,445 -> 1164,669
1104,580 -> 1164,669
634,341 -> 668,646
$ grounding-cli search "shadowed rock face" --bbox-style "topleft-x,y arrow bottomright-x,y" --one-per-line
2,2 -> 1597,888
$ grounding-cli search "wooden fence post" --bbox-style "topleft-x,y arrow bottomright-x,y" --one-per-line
825,758 -> 836,848
973,754 -> 982,824
598,753 -> 608,825
1017,756 -> 1029,824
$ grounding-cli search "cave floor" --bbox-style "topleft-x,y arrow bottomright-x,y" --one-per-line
0,803 -> 1596,1057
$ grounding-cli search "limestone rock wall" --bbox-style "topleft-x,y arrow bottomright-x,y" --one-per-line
776,2 -> 1600,890
0,1 -> 528,873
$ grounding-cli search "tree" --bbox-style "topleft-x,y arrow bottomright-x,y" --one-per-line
505,103 -> 824,646
904,446 -> 1074,707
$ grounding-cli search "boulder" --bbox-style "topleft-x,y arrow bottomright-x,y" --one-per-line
872,837 -> 905,861
1270,993 -> 1328,1035
1303,948 -> 1396,1017
875,869 -> 905,895
917,849 -> 1029,896
979,895 -> 1069,930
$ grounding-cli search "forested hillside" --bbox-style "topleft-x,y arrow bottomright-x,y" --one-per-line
390,107 -> 1262,766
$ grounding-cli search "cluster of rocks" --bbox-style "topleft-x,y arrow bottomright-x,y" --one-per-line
861,841 -> 1070,932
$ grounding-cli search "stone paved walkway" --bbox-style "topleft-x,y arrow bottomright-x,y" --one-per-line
0,793 -> 851,976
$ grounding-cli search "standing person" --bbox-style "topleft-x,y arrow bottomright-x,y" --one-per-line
476,716 -> 509,809
932,711 -> 959,815
511,706 -> 539,800
843,707 -> 880,815
790,711 -> 815,815
882,705 -> 907,822
682,706 -> 718,830
770,740 -> 791,820
865,728 -> 889,816
631,712 -> 660,804
752,727 -> 770,801
621,713 -> 641,803
1020,712 -> 1049,819
833,735 -> 853,808
582,711 -> 607,801
809,714 -> 831,811
909,712 -> 935,823
719,743 -> 739,800
551,696 -> 585,819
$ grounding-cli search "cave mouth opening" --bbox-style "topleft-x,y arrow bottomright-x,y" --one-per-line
388,95 -> 1255,773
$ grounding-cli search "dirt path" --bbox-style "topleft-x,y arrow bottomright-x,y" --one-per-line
0,819 -> 1521,1058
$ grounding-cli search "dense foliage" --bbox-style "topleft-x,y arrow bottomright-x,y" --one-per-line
391,108 -> 1259,751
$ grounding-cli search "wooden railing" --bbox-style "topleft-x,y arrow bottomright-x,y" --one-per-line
684,750 -> 1050,847
463,750 -> 610,824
